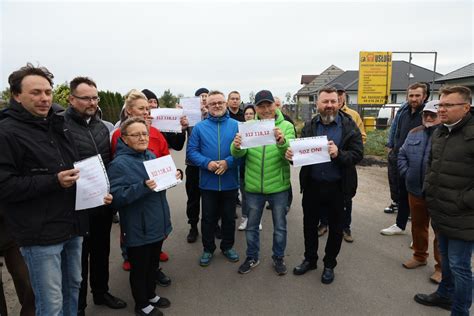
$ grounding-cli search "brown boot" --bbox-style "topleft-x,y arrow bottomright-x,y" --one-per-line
430,270 -> 442,284
402,258 -> 427,269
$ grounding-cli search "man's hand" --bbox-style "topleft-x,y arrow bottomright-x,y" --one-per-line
233,133 -> 242,150
285,148 -> 294,162
207,161 -> 219,172
328,140 -> 338,159
103,193 -> 113,205
274,127 -> 285,145
215,160 -> 228,175
58,168 -> 80,188
180,116 -> 189,130
145,179 -> 157,190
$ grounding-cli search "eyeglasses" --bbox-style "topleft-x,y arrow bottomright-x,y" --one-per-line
207,101 -> 226,107
72,95 -> 100,103
422,112 -> 438,119
123,132 -> 149,139
438,102 -> 466,109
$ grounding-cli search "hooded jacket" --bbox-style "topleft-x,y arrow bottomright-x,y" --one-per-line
108,139 -> 172,247
231,109 -> 295,194
187,110 -> 240,191
0,100 -> 81,246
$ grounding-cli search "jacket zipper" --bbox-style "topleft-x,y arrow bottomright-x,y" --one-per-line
218,121 -> 221,191
261,146 -> 266,193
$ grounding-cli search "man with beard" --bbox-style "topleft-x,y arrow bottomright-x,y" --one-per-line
286,86 -> 363,284
381,83 -> 427,236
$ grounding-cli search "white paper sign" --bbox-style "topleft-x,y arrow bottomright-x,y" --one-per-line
290,136 -> 331,167
143,155 -> 182,192
238,119 -> 276,149
180,97 -> 202,126
74,154 -> 110,211
150,108 -> 183,133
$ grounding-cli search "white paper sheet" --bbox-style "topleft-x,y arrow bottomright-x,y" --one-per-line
143,155 -> 182,192
150,108 -> 183,133
238,119 -> 276,149
74,154 -> 110,211
289,136 -> 331,167
180,97 -> 202,126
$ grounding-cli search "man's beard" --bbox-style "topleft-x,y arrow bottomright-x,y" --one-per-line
320,109 -> 337,124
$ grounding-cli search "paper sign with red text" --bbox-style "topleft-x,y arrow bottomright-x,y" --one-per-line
74,154 -> 110,210
150,108 -> 183,133
290,136 -> 331,167
143,155 -> 181,192
238,119 -> 275,149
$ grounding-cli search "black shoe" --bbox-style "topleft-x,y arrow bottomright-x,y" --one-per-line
384,202 -> 398,214
266,204 -> 272,210
93,292 -> 127,309
321,268 -> 334,284
215,224 -> 222,239
272,256 -> 287,276
150,297 -> 171,309
135,307 -> 163,316
156,269 -> 171,287
414,292 -> 452,311
187,226 -> 198,243
293,260 -> 317,275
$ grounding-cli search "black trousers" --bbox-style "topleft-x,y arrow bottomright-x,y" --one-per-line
185,165 -> 201,226
396,177 -> 410,230
302,181 -> 345,269
201,189 -> 237,253
78,207 -> 113,310
387,150 -> 399,203
128,240 -> 163,310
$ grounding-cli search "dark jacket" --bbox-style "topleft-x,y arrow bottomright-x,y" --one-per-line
424,113 -> 474,241
64,106 -> 113,224
108,139 -> 172,247
398,125 -> 438,197
0,100 -> 80,246
163,132 -> 186,151
299,111 -> 363,199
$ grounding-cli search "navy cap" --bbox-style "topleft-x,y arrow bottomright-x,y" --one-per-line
195,88 -> 209,97
141,89 -> 158,100
255,90 -> 274,106
331,82 -> 345,92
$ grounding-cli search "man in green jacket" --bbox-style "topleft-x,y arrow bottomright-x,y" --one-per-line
231,90 -> 295,276
415,85 -> 473,315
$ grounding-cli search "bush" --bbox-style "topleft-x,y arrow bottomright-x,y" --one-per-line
364,129 -> 389,157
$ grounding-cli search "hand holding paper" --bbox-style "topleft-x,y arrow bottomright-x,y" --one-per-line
143,155 -> 182,192
74,155 -> 110,210
58,168 -> 80,188
238,119 -> 276,149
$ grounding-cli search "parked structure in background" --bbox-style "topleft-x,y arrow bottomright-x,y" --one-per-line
434,63 -> 474,93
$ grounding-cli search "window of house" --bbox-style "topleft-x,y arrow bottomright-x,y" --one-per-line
391,93 -> 397,103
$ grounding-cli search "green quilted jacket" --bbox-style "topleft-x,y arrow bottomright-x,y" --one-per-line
231,110 -> 295,194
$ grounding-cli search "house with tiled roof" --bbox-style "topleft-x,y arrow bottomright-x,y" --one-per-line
295,65 -> 344,104
435,63 -> 474,92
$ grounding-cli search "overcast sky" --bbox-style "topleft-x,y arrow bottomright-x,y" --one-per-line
1,0 -> 472,103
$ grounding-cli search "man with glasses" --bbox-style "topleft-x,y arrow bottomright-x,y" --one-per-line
381,82 -> 427,236
187,90 -> 241,267
415,85 -> 473,315
398,100 -> 442,281
286,86 -> 362,284
65,77 -> 126,314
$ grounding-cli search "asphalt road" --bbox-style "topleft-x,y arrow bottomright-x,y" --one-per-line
9,149 -> 449,316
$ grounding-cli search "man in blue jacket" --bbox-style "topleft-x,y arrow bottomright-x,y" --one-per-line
187,90 -> 240,267
398,100 -> 442,282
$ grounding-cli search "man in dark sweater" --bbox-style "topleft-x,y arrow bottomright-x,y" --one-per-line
381,82 -> 427,236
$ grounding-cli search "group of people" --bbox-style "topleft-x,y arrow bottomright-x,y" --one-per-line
0,62 -> 471,316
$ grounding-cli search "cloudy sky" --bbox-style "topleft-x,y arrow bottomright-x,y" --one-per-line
1,0 -> 472,102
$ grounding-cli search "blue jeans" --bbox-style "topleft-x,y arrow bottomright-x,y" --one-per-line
20,236 -> 83,316
245,191 -> 288,260
436,233 -> 473,316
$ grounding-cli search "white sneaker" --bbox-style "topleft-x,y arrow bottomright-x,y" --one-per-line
238,217 -> 248,231
380,224 -> 405,236
259,222 -> 262,231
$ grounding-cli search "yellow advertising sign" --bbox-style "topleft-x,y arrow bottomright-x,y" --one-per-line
358,51 -> 392,105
